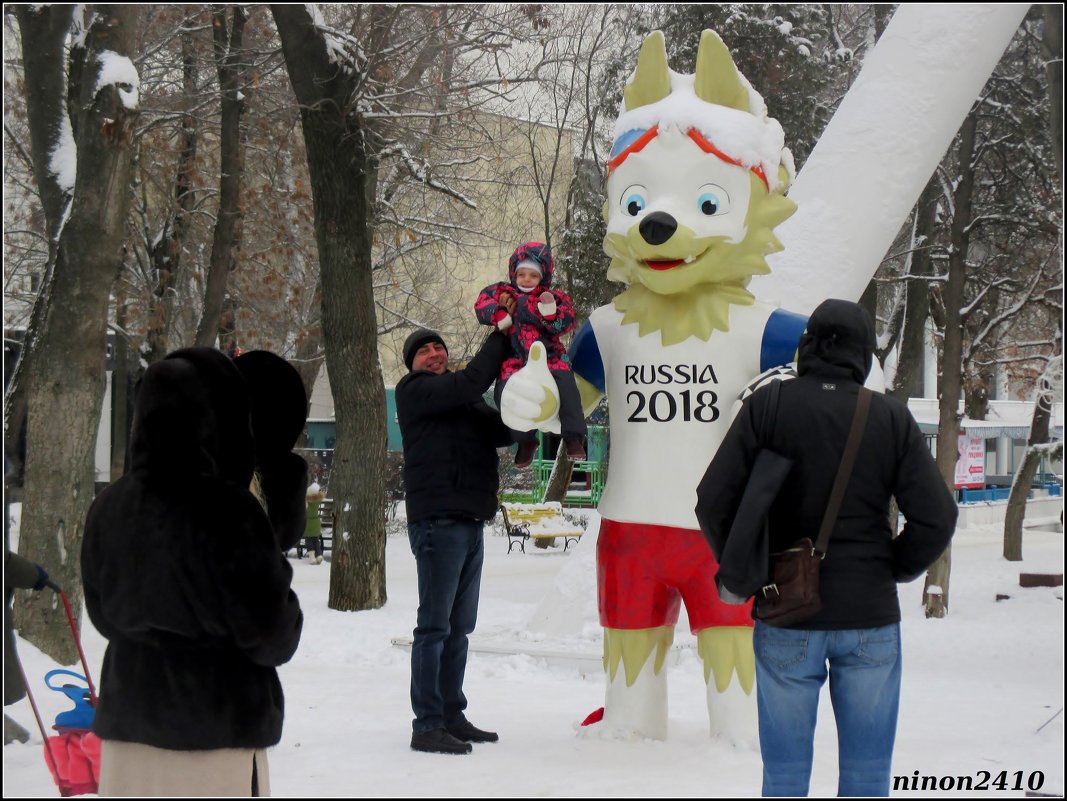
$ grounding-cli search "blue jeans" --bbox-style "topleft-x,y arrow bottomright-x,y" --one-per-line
408,517 -> 484,734
754,622 -> 902,797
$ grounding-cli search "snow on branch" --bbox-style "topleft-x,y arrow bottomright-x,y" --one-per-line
305,4 -> 365,74
381,143 -> 477,209
96,51 -> 140,110
48,103 -> 77,197
71,5 -> 92,49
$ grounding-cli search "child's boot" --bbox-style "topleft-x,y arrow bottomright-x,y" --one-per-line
564,439 -> 586,462
515,441 -> 537,468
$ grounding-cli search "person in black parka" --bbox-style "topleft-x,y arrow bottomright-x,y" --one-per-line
696,299 -> 957,797
81,347 -> 307,796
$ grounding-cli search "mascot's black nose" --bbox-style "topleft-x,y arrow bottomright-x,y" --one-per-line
639,212 -> 677,246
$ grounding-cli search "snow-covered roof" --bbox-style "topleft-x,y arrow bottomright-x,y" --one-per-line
907,398 -> 1064,440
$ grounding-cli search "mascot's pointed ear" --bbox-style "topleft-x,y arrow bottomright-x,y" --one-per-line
624,31 -> 671,111
694,29 -> 750,112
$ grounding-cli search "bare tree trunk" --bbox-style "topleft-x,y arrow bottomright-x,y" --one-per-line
1041,4 -> 1063,184
542,444 -> 574,504
13,6 -> 141,663
1003,368 -> 1056,560
144,25 -> 200,364
110,295 -> 131,481
196,6 -> 248,347
273,5 -> 388,611
924,110 -> 978,619
1005,5 -> 1063,561
4,6 -> 76,489
888,177 -> 939,403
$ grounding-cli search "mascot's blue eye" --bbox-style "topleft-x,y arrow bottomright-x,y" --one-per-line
625,194 -> 646,216
698,192 -> 721,215
696,184 -> 730,216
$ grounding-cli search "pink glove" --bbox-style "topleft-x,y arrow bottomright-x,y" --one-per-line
538,291 -> 557,317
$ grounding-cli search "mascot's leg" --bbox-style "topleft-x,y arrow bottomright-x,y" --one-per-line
599,626 -> 674,740
586,519 -> 682,740
680,535 -> 759,747
698,626 -> 758,748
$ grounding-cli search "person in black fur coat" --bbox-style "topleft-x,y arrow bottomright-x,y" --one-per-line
81,347 -> 307,796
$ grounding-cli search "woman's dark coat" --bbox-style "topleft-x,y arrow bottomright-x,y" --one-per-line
81,347 -> 305,750
698,300 -> 958,629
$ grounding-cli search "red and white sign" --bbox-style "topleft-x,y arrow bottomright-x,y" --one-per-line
955,433 -> 985,489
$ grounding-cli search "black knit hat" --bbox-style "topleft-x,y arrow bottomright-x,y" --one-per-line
403,329 -> 447,371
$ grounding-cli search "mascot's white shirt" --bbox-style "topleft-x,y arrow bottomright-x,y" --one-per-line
573,301 -> 805,530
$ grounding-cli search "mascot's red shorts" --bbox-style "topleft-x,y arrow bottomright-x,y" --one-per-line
597,518 -> 753,631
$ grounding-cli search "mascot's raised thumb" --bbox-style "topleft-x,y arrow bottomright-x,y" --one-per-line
499,341 -> 562,435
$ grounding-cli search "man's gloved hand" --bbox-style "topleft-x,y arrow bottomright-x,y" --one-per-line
33,564 -> 49,592
497,291 -> 517,316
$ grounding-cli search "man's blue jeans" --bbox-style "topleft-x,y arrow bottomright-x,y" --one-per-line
754,622 -> 902,797
408,517 -> 484,735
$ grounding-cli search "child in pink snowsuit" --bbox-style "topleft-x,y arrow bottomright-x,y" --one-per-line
474,242 -> 587,467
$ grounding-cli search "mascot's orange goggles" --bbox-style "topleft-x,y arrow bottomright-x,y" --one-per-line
608,125 -> 769,192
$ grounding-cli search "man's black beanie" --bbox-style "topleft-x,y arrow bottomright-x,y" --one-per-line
403,329 -> 447,371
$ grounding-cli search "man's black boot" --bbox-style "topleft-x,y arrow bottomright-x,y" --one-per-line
410,728 -> 473,754
447,719 -> 499,743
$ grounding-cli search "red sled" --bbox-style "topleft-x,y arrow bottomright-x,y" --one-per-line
19,587 -> 102,796
44,728 -> 101,796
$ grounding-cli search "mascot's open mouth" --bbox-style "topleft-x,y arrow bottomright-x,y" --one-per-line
645,259 -> 685,271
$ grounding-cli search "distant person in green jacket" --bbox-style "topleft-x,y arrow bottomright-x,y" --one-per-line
304,483 -> 326,565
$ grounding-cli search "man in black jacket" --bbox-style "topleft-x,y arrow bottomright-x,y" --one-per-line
396,325 -> 512,755
697,299 -> 957,797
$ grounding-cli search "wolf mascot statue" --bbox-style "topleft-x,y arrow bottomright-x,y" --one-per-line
501,30 -> 807,742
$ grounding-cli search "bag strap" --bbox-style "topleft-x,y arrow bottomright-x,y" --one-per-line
814,388 -> 872,555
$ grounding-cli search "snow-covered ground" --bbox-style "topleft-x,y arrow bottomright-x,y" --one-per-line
4,507 -> 1064,798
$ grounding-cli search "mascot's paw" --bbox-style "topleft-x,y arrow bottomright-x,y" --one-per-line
698,626 -> 756,695
499,342 -> 562,434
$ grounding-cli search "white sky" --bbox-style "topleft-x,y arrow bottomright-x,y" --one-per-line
3,506 -> 1063,797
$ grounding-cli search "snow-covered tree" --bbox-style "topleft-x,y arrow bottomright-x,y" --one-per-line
270,4 -> 561,611
918,8 -> 1061,614
6,5 -> 141,662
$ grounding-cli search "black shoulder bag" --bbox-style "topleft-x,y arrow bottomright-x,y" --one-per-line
753,387 -> 872,627
701,377 -> 794,602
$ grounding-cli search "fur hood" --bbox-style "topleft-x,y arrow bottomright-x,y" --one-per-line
130,347 -> 255,484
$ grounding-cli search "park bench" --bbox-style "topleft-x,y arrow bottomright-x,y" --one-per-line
499,502 -> 584,554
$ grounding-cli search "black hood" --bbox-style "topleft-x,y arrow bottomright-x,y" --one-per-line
796,299 -> 875,384
129,347 -> 254,484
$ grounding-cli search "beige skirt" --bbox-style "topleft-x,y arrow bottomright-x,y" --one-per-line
98,740 -> 271,797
